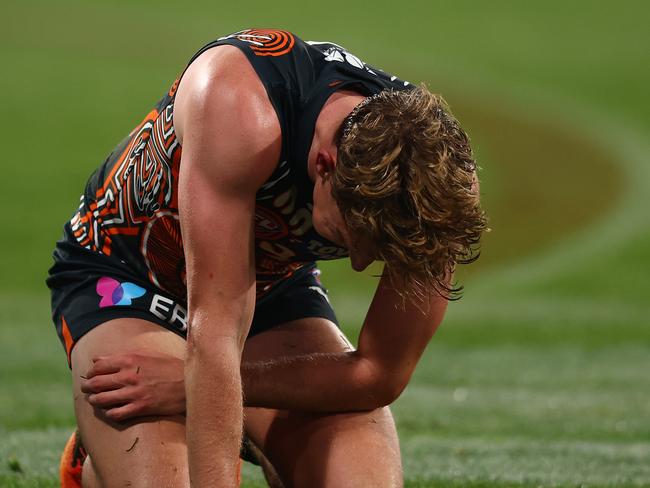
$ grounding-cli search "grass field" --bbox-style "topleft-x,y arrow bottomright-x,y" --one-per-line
1,1 -> 649,486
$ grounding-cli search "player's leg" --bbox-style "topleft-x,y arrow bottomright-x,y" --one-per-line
242,317 -> 403,488
70,318 -> 189,487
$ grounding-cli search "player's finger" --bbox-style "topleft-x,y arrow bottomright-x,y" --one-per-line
86,388 -> 135,408
80,373 -> 127,394
86,356 -> 129,378
104,402 -> 144,422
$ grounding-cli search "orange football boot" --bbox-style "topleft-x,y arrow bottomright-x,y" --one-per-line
60,429 -> 87,488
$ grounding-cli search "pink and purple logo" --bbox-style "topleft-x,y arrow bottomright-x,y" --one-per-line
96,277 -> 146,308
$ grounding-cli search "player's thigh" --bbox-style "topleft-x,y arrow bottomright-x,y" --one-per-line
71,318 -> 188,488
242,318 -> 402,487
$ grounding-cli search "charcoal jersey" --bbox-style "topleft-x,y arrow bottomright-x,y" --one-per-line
67,29 -> 411,302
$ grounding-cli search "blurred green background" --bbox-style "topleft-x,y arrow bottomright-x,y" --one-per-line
1,0 -> 649,486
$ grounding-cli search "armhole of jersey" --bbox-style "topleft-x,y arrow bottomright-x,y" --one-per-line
175,39 -> 286,160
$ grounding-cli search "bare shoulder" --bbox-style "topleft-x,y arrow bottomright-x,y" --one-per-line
174,45 -> 281,192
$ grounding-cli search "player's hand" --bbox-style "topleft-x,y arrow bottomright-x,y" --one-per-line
79,351 -> 186,421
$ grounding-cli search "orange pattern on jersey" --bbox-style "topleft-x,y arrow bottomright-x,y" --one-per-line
70,103 -> 182,269
168,77 -> 180,97
142,213 -> 186,298
242,29 -> 295,57
70,109 -> 161,254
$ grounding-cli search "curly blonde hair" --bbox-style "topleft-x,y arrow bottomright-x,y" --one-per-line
332,84 -> 487,300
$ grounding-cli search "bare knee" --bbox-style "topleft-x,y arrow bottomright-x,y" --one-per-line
74,411 -> 188,487
249,407 -> 402,488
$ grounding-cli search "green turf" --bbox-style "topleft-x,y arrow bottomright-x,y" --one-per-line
1,0 -> 649,486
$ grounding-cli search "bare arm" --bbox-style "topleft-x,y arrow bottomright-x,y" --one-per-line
242,269 -> 448,411
174,46 -> 280,486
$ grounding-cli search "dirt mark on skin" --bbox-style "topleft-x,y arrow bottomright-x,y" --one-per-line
125,437 -> 139,452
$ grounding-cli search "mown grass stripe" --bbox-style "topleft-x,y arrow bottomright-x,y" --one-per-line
403,435 -> 650,487
3,428 -> 649,487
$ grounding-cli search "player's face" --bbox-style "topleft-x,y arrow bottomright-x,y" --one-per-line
312,176 -> 376,272
309,89 -> 375,270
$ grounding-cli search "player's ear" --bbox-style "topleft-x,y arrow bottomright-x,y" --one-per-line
316,149 -> 336,177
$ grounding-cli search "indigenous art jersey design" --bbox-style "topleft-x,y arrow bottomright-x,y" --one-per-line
69,29 -> 411,301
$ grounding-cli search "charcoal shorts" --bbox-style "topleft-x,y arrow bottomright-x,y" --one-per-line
47,237 -> 338,366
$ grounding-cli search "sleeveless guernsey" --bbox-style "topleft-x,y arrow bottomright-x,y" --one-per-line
67,29 -> 412,301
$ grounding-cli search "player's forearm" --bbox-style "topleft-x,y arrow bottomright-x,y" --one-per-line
242,350 -> 396,412
185,335 -> 242,487
243,276 -> 447,413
